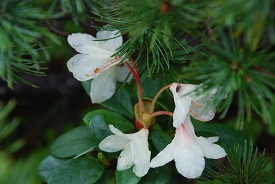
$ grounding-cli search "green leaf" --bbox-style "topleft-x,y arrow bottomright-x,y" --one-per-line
83,109 -> 135,132
140,163 -> 172,184
101,88 -> 134,118
193,120 -> 246,148
150,129 -> 172,152
140,73 -> 174,112
90,115 -> 112,145
48,156 -> 104,184
81,80 -> 92,97
95,170 -> 116,184
37,156 -> 70,183
140,75 -> 165,99
171,172 -> 189,184
50,126 -> 95,158
115,168 -> 141,184
267,100 -> 275,136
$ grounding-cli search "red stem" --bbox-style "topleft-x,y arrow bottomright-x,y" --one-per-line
131,58 -> 139,76
124,62 -> 145,114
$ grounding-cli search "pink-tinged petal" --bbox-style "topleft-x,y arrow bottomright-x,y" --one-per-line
117,145 -> 134,171
90,67 -> 117,103
182,116 -> 196,138
68,33 -> 112,55
130,129 -> 150,177
174,124 -> 205,179
116,64 -> 132,82
96,30 -> 123,52
99,135 -> 129,152
150,140 -> 175,168
196,136 -> 226,159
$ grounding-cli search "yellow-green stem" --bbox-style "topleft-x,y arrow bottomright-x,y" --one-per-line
149,83 -> 172,114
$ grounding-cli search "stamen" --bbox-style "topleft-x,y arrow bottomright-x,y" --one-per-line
94,68 -> 101,73
84,57 -> 122,77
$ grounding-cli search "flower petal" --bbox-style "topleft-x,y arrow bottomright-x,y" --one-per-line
182,116 -> 196,138
150,139 -> 175,168
68,33 -> 112,55
130,129 -> 150,177
90,67 -> 117,103
116,64 -> 132,82
108,125 -> 125,136
67,53 -> 114,81
170,83 -> 197,127
99,135 -> 129,152
196,136 -> 226,159
172,122 -> 205,179
190,96 -> 216,122
117,145 -> 134,171
174,144 -> 205,179
67,54 -> 97,81
96,30 -> 123,52
207,136 -> 219,143
173,98 -> 191,127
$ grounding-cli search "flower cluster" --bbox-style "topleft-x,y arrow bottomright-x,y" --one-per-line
67,30 -> 130,103
150,83 -> 226,178
67,29 -> 226,179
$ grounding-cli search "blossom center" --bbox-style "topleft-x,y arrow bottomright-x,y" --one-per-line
134,102 -> 156,130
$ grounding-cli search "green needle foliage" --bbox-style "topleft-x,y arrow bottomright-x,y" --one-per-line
209,0 -> 274,50
0,100 -> 23,153
0,0 -> 59,87
94,0 -> 207,74
48,0 -> 101,24
203,140 -> 274,184
181,31 -> 275,129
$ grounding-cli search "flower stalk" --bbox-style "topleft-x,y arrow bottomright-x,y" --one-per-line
125,60 -> 174,129
124,61 -> 145,116
149,83 -> 172,114
150,111 -> 173,118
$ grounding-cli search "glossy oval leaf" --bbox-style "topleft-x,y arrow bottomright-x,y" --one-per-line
81,80 -> 92,96
140,163 -> 172,184
50,126 -> 95,158
150,129 -> 172,152
193,120 -> 246,148
101,88 -> 134,118
115,168 -> 141,184
37,156 -> 71,183
90,115 -> 112,145
83,109 -> 135,132
48,156 -> 104,184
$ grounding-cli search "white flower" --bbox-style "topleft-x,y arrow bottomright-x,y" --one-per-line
67,30 -> 130,103
170,82 -> 218,128
99,125 -> 151,177
150,116 -> 226,179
